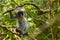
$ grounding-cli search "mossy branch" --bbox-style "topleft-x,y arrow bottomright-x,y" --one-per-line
0,25 -> 21,37
2,2 -> 50,16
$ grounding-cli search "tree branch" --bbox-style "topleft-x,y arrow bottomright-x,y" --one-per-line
2,2 -> 50,16
0,25 -> 21,37
0,25 -> 36,40
19,2 -> 50,14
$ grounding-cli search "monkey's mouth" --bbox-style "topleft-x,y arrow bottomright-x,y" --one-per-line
16,11 -> 24,18
18,11 -> 23,16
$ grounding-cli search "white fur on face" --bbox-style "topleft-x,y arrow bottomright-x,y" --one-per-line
15,7 -> 25,13
15,7 -> 26,17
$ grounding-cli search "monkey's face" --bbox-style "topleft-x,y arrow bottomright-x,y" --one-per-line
15,7 -> 25,18
17,11 -> 23,18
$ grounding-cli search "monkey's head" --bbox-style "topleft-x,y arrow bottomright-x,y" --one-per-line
15,6 -> 26,18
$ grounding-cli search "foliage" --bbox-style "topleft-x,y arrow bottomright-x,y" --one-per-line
0,0 -> 60,40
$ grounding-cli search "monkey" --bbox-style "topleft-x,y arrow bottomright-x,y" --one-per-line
10,6 -> 29,35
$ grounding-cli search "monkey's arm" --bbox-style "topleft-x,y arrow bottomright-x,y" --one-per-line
9,11 -> 16,19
